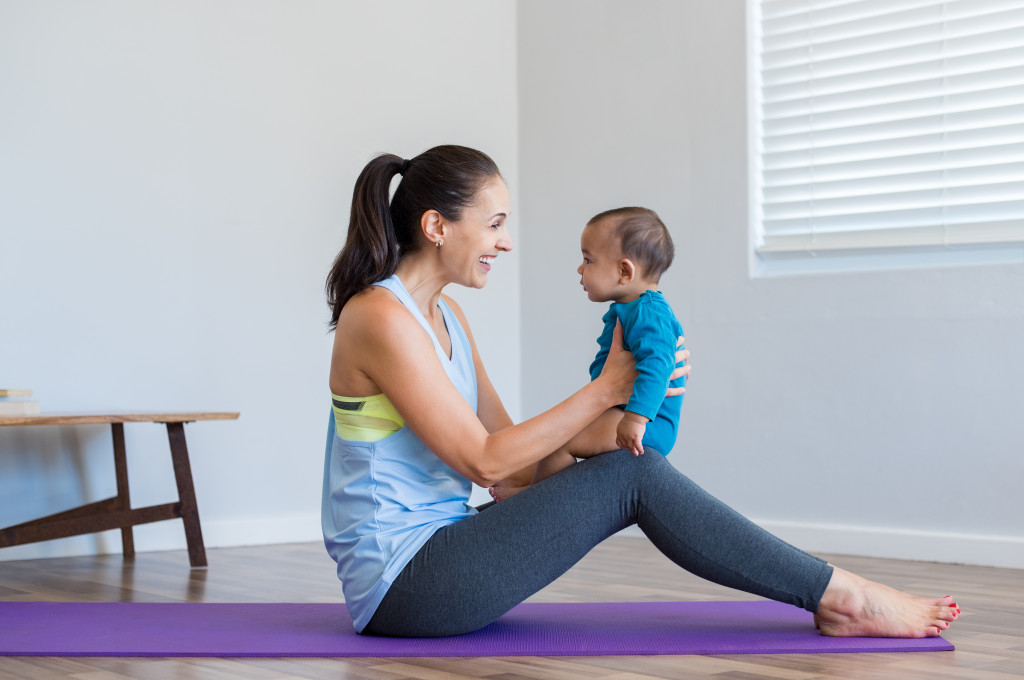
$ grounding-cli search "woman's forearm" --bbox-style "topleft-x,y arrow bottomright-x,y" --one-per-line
472,377 -> 619,486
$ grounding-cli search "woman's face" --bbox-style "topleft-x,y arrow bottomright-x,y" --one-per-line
577,220 -> 623,302
444,176 -> 512,289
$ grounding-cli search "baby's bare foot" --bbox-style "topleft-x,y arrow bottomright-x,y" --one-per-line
816,567 -> 960,638
488,484 -> 528,503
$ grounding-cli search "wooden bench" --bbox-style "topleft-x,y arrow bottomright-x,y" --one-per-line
0,412 -> 238,568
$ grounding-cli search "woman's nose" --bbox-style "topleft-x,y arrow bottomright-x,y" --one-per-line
497,227 -> 513,252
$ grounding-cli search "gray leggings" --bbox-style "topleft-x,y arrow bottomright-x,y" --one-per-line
364,449 -> 833,637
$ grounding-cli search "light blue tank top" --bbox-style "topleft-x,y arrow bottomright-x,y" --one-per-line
321,275 -> 478,632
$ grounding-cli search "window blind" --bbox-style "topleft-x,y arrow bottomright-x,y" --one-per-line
752,0 -> 1024,257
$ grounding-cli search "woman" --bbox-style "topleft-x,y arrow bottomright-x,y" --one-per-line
322,145 -> 959,638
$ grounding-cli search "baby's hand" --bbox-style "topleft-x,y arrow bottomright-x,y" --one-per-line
616,412 -> 648,457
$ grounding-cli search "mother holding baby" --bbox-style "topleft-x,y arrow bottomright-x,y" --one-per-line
321,144 -> 958,638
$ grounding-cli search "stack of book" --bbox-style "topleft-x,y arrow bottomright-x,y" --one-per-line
0,389 -> 41,416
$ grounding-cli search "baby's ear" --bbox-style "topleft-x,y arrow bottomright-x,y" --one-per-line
618,258 -> 636,284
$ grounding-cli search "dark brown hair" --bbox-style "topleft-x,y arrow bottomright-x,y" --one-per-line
589,207 -> 675,281
325,145 -> 501,328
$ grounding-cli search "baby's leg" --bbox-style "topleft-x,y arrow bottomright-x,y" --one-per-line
532,450 -> 576,486
533,408 -> 625,482
558,407 -> 625,460
490,408 -> 625,502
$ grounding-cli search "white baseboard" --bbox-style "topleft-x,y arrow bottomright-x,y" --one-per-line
5,513 -> 1022,570
618,520 -> 1024,569
0,513 -> 324,562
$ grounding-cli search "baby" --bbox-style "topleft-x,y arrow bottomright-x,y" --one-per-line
491,207 -> 685,501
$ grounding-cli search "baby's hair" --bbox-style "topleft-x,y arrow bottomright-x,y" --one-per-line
588,207 -> 674,280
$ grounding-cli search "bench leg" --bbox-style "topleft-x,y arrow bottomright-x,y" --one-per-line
165,423 -> 208,568
110,423 -> 135,559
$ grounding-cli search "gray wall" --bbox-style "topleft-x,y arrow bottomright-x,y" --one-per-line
0,0 -> 520,559
518,0 -> 1023,568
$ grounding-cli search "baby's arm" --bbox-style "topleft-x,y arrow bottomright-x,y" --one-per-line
616,411 -> 648,456
620,305 -> 679,426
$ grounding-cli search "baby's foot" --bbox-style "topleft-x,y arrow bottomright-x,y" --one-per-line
488,483 -> 528,503
816,567 -> 960,638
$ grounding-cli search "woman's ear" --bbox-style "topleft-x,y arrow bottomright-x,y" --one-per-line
618,258 -> 636,284
421,210 -> 447,247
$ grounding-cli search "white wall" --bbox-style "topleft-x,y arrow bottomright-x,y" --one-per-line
517,0 -> 1024,568
0,0 -> 520,559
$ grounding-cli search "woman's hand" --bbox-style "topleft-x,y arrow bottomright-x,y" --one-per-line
667,336 -> 689,398
598,320 -> 638,405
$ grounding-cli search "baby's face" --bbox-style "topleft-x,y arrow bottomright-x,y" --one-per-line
576,221 -> 624,303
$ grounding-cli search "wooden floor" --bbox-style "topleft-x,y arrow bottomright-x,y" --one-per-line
1,537 -> 1021,679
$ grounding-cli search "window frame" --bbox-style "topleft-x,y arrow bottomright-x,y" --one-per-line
747,0 -> 1024,277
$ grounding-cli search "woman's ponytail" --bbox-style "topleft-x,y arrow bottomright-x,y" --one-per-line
326,145 -> 501,329
325,154 -> 404,329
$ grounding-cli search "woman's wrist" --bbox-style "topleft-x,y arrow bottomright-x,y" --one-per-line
589,373 -> 622,410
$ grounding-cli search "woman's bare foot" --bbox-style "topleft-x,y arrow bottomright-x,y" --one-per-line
815,566 -> 960,638
488,483 -> 528,502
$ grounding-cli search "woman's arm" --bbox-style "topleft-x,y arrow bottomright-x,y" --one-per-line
336,290 -> 636,488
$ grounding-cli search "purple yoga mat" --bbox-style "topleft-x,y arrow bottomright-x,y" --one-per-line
0,601 -> 953,657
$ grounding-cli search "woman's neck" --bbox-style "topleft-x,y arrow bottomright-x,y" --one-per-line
394,255 -> 447,320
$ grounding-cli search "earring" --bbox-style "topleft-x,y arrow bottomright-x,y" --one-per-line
436,239 -> 444,249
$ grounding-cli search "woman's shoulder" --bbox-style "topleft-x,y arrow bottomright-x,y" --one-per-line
337,285 -> 418,337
